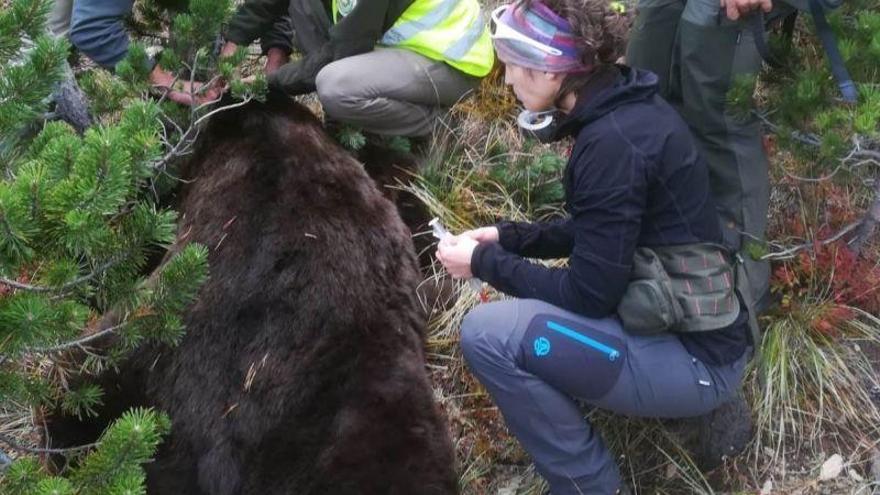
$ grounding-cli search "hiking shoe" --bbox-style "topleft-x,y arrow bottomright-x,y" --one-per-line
692,392 -> 753,470
52,69 -> 92,133
665,391 -> 753,471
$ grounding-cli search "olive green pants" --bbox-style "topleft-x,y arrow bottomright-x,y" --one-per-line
627,0 -> 770,305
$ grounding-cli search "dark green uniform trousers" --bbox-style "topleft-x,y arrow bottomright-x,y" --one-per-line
627,0 -> 770,305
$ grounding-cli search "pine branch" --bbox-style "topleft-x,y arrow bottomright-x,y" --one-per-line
757,112 -> 880,255
191,96 -> 251,128
849,178 -> 880,254
0,258 -> 121,293
759,176 -> 878,261
0,433 -> 98,455
27,321 -> 129,354
851,148 -> 880,163
150,96 -> 254,172
761,220 -> 862,261
754,110 -> 822,147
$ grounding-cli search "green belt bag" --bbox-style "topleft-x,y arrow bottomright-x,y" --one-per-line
617,243 -> 742,335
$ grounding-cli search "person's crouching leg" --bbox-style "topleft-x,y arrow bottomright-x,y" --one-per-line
460,299 -> 624,495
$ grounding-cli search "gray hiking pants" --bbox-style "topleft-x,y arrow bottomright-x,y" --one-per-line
316,47 -> 479,137
626,0 -> 770,306
461,298 -> 749,495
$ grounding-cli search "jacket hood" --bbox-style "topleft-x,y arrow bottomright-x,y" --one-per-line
553,65 -> 659,140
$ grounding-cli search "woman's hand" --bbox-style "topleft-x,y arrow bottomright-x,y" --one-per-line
720,0 -> 772,21
436,235 -> 479,279
459,226 -> 500,244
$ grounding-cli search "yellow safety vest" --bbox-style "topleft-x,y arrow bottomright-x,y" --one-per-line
331,0 -> 494,77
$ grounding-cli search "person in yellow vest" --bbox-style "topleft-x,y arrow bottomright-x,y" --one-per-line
221,0 -> 494,137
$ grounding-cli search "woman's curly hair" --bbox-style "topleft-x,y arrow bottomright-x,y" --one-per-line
521,0 -> 633,66
518,0 -> 633,98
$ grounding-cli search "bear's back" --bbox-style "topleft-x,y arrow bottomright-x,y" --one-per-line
138,98 -> 456,495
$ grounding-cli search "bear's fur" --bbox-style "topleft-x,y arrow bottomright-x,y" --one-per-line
46,96 -> 458,495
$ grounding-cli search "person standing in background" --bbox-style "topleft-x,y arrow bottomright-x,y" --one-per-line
626,0 -> 772,311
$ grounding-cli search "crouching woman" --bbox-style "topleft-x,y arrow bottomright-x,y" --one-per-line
435,1 -> 755,493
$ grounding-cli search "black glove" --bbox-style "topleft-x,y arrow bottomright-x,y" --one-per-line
267,44 -> 334,96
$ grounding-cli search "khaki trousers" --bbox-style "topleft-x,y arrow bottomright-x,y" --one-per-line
315,47 -> 478,137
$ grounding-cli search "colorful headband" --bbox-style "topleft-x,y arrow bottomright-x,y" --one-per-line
490,1 -> 590,73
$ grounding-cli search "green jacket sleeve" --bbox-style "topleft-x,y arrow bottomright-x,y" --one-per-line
226,0 -> 291,46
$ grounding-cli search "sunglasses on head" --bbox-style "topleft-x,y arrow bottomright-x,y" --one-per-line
489,5 -> 564,57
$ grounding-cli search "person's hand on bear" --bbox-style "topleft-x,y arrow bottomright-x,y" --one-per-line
219,41 -> 332,96
150,65 -> 223,106
265,44 -> 334,95
221,41 -> 289,76
436,235 -> 479,279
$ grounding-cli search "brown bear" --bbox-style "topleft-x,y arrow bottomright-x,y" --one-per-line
45,95 -> 459,495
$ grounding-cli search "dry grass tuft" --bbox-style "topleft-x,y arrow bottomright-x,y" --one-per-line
746,307 -> 880,464
453,66 -> 520,124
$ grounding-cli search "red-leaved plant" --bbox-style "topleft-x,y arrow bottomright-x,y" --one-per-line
772,241 -> 880,338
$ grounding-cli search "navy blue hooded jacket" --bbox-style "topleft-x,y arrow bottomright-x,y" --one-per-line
470,66 -> 748,366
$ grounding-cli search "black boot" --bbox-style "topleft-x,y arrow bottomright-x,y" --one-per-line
698,392 -> 753,469
51,67 -> 92,134
668,391 -> 753,471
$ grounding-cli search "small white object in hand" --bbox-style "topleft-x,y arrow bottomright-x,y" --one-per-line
429,217 -> 483,293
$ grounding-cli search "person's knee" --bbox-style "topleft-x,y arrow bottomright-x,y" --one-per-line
315,63 -> 360,118
69,19 -> 120,68
68,20 -> 94,54
460,304 -> 509,369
